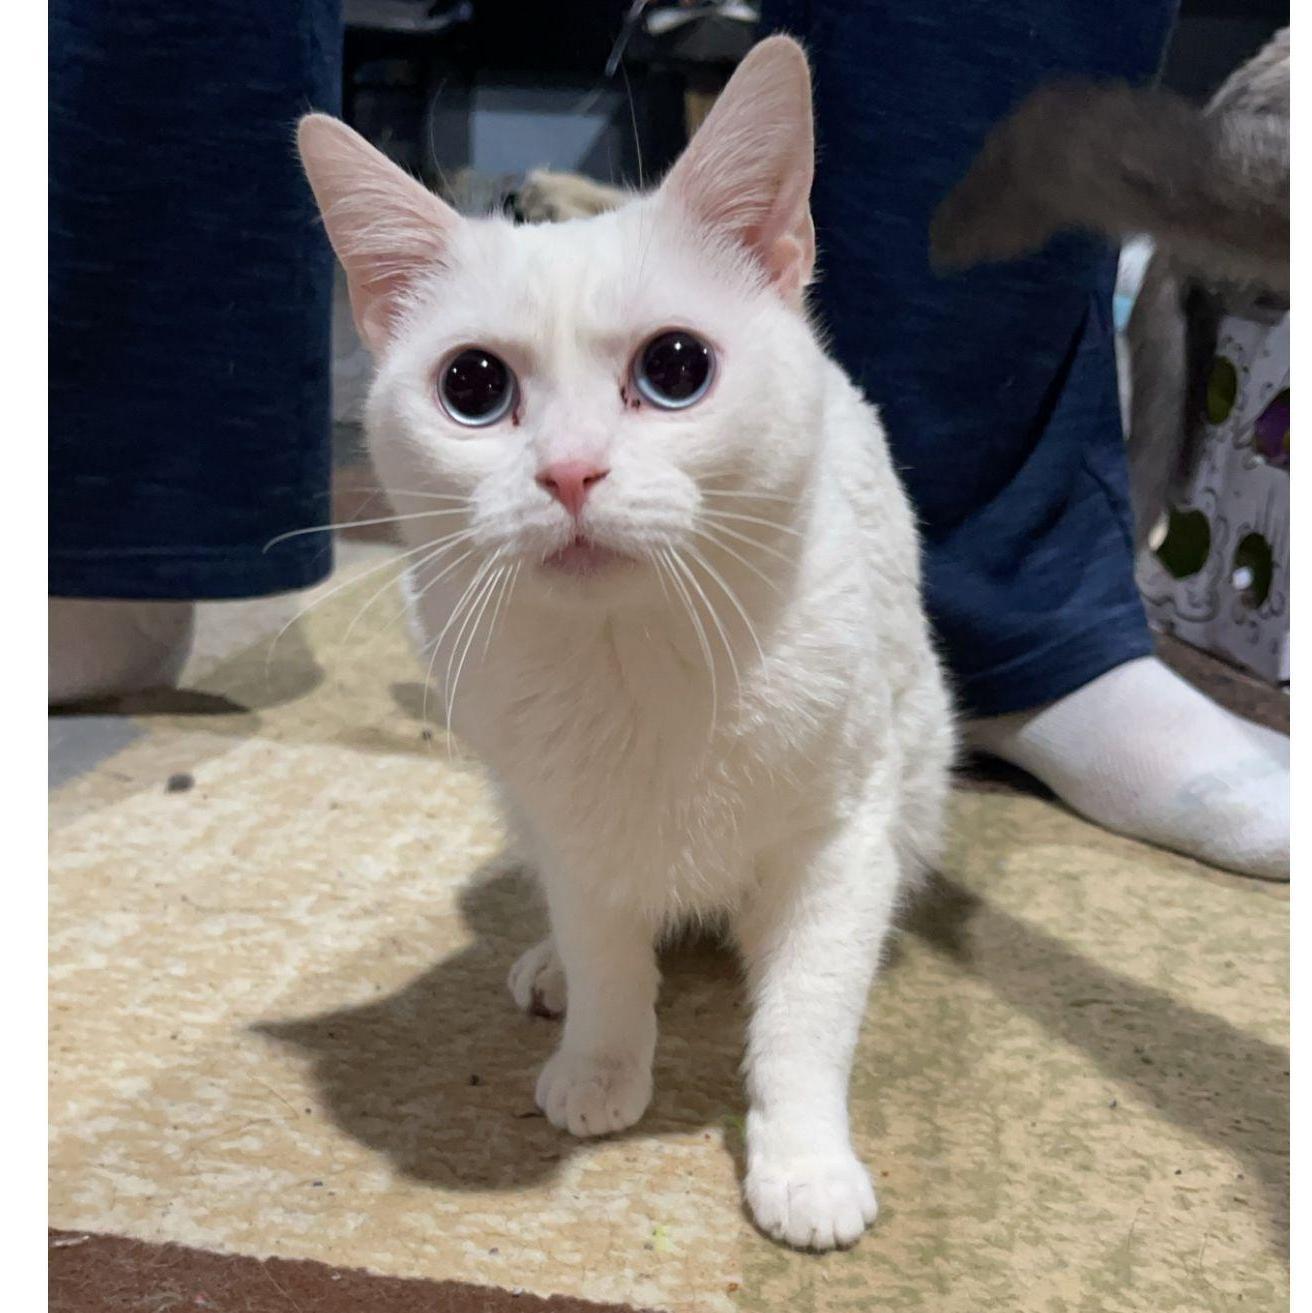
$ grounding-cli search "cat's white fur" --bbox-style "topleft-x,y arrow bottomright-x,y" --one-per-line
299,37 -> 955,1250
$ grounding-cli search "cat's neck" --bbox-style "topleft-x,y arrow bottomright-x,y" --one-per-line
495,554 -> 789,717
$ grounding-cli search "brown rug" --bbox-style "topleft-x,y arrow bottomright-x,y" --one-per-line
49,1230 -> 653,1312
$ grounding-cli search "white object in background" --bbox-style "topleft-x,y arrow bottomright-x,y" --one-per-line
1113,236 -> 1155,434
1136,309 -> 1289,684
1114,234 -> 1155,331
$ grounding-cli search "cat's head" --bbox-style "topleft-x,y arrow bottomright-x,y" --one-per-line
299,37 -> 821,611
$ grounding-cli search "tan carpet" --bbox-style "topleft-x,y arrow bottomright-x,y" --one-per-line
49,548 -> 1288,1312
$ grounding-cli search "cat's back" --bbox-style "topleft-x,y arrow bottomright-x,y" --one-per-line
803,358 -> 955,828
809,360 -> 930,632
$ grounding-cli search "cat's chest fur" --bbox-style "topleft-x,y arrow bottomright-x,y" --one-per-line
428,598 -> 842,916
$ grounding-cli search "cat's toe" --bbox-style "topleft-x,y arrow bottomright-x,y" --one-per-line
744,1153 -> 878,1250
535,1048 -> 652,1137
508,938 -> 565,1018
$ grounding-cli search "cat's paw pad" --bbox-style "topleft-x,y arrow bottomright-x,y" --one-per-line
745,1153 -> 878,1250
508,939 -> 565,1018
535,1048 -> 652,1137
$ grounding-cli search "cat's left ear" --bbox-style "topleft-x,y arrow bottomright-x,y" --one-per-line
297,113 -> 461,352
658,36 -> 815,302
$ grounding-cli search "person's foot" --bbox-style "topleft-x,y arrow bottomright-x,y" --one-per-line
49,598 -> 195,707
968,655 -> 1289,880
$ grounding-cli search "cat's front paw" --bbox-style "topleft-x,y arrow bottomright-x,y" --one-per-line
535,1048 -> 652,1137
745,1151 -> 878,1250
508,938 -> 566,1018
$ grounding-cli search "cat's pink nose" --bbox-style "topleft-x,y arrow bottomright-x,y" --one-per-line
536,460 -> 609,518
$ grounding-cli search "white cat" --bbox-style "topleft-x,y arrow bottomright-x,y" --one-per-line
298,36 -> 955,1251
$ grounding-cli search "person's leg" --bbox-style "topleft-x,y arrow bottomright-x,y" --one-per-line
50,2 -> 343,701
972,657 -> 1288,878
763,0 -> 1287,877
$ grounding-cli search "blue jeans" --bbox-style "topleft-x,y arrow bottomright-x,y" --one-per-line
52,1 -> 1175,713
763,0 -> 1177,714
50,2 -> 342,599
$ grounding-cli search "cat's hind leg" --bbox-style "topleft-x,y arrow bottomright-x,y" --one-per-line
508,936 -> 566,1018
734,805 -> 902,1250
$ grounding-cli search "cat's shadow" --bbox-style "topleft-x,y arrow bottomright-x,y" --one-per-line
255,858 -> 1288,1258
255,858 -> 749,1191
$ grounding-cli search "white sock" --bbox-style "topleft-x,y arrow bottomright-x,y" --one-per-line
49,598 -> 195,707
967,656 -> 1289,880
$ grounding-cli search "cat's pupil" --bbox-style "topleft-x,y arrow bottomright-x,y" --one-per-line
441,348 -> 511,422
639,331 -> 712,405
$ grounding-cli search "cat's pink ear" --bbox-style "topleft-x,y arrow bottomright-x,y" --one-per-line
659,36 -> 815,301
297,114 -> 460,352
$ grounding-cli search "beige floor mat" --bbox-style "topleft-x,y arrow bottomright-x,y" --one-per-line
49,549 -> 1288,1312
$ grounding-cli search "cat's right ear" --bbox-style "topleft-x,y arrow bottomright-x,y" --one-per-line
297,114 -> 460,353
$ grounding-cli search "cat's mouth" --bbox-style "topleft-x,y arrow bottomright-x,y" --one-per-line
541,535 -> 631,577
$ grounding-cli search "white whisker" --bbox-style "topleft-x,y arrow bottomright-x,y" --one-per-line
683,542 -> 767,671
334,487 -> 471,501
407,544 -> 480,610
691,526 -> 782,593
445,563 -> 505,738
443,564 -> 502,705
649,549 -> 672,605
263,506 -> 469,550
420,555 -> 497,734
669,547 -> 741,702
263,531 -> 470,680
343,529 -> 477,644
695,518 -> 795,566
360,543 -> 485,652
483,560 -> 521,658
699,509 -> 803,538
700,488 -> 799,503
660,548 -> 718,729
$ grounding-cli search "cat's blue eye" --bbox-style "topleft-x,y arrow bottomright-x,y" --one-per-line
439,347 -> 516,427
633,330 -> 715,410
